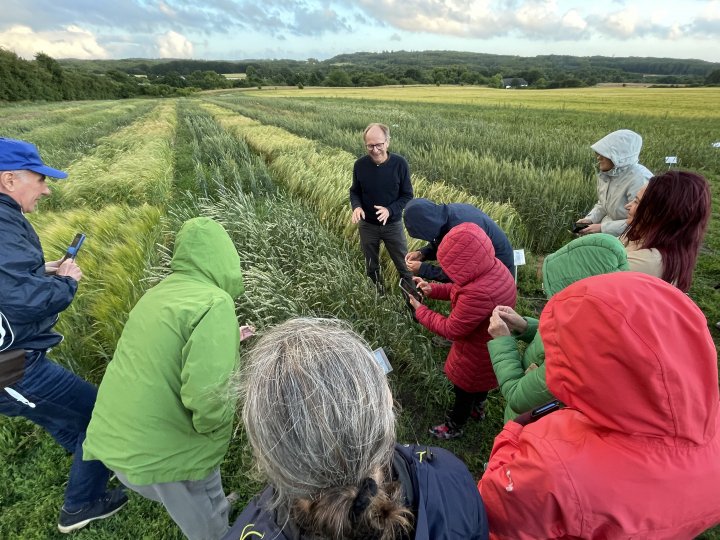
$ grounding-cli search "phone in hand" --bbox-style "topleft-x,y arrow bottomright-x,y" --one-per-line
61,233 -> 86,263
572,222 -> 590,234
399,278 -> 423,303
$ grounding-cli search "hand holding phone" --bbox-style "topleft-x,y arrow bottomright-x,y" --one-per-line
572,222 -> 590,234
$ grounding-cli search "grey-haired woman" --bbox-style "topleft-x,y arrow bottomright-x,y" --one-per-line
223,318 -> 488,540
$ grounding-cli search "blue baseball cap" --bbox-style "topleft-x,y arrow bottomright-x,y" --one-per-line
0,138 -> 68,179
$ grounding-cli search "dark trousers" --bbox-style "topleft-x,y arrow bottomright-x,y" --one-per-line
448,386 -> 488,427
358,220 -> 412,282
0,350 -> 110,509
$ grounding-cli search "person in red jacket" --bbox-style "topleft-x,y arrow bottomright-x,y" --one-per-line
407,222 -> 517,439
479,272 -> 720,539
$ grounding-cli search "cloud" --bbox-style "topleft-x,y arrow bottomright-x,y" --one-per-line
688,0 -> 720,36
354,0 -> 590,40
156,30 -> 193,58
0,24 -> 109,59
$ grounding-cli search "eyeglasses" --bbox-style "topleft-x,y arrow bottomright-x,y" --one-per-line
365,142 -> 386,151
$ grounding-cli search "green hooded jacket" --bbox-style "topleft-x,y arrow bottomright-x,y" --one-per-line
83,217 -> 245,484
488,234 -> 628,422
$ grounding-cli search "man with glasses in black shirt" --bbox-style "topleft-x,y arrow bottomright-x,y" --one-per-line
349,123 -> 414,293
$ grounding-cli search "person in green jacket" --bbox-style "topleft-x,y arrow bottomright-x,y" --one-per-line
487,234 -> 628,423
83,217 -> 245,540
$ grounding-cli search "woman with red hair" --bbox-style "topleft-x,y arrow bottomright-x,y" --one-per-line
623,169 -> 711,292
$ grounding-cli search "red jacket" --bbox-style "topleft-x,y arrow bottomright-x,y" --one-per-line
415,222 -> 517,393
479,272 -> 720,539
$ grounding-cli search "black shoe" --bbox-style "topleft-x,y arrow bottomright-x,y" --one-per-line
58,488 -> 128,533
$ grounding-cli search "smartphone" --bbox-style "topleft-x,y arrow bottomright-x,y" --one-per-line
530,400 -> 562,419
399,279 -> 423,303
61,233 -> 86,262
572,222 -> 590,234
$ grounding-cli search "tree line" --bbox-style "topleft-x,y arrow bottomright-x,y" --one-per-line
2,47 -> 720,103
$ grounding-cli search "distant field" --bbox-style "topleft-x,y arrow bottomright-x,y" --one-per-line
222,72 -> 247,79
238,85 -> 720,119
1,88 -> 718,539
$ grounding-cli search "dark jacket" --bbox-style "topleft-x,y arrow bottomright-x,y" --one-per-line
403,199 -> 514,281
0,193 -> 77,352
223,444 -> 489,540
349,153 -> 413,226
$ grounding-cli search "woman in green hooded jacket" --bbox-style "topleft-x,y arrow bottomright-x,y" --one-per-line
487,234 -> 628,423
83,217 -> 245,540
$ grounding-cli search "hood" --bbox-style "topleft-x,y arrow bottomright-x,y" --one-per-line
170,217 -> 244,298
437,222 -> 495,286
542,234 -> 629,298
591,129 -> 642,171
403,198 -> 448,242
542,272 -> 718,445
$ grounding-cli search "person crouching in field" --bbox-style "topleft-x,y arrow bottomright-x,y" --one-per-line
83,217 -> 246,540
406,223 -> 517,439
224,318 -> 489,540
576,129 -> 652,237
479,273 -> 720,539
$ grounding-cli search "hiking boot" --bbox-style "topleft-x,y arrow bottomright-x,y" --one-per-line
470,401 -> 487,421
58,488 -> 128,533
429,420 -> 463,440
431,336 -> 453,348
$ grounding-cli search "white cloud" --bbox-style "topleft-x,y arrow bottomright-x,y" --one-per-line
561,9 -> 587,32
598,6 -> 643,38
155,30 -> 193,58
0,24 -> 108,59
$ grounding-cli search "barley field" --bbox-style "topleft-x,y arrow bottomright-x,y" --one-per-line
0,86 -> 718,539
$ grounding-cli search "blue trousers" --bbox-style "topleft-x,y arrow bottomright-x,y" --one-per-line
0,350 -> 110,510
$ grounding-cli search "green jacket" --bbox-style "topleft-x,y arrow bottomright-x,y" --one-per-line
489,234 -> 628,422
83,217 -> 244,484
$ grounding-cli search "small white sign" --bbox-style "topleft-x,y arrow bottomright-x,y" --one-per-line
513,249 -> 526,266
665,156 -> 678,164
712,142 -> 720,148
373,347 -> 393,374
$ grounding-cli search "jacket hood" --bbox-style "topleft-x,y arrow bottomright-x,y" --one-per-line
542,272 -> 718,445
170,217 -> 244,298
591,129 -> 643,170
403,198 -> 448,241
542,234 -> 629,298
437,222 -> 495,286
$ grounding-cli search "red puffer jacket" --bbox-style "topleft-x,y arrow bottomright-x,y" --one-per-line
415,222 -> 517,392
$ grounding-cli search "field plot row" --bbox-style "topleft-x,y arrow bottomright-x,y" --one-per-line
206,89 -> 720,254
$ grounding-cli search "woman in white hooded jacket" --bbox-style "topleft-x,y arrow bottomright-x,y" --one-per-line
577,129 -> 652,237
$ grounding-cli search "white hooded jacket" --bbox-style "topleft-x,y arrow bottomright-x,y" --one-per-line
585,129 -> 652,236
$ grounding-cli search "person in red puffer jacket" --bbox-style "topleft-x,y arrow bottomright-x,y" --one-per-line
407,222 -> 517,439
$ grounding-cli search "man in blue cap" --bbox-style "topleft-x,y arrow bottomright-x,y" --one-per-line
0,138 -> 127,533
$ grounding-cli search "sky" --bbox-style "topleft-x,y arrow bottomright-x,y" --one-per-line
1,0 -> 719,63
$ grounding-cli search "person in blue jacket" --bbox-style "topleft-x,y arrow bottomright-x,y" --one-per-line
403,198 -> 515,283
0,138 -> 127,533
223,318 -> 488,540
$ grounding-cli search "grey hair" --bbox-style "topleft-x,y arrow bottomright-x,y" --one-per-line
240,318 -> 397,512
363,123 -> 390,141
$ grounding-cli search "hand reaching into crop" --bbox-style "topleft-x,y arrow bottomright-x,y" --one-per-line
351,207 -> 365,224
405,251 -> 423,274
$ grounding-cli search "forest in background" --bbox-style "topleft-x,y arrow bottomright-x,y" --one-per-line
2,47 -> 720,102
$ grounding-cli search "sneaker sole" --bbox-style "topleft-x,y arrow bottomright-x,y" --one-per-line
57,500 -> 128,534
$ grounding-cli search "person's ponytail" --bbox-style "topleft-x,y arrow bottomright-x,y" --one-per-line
292,477 -> 413,540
